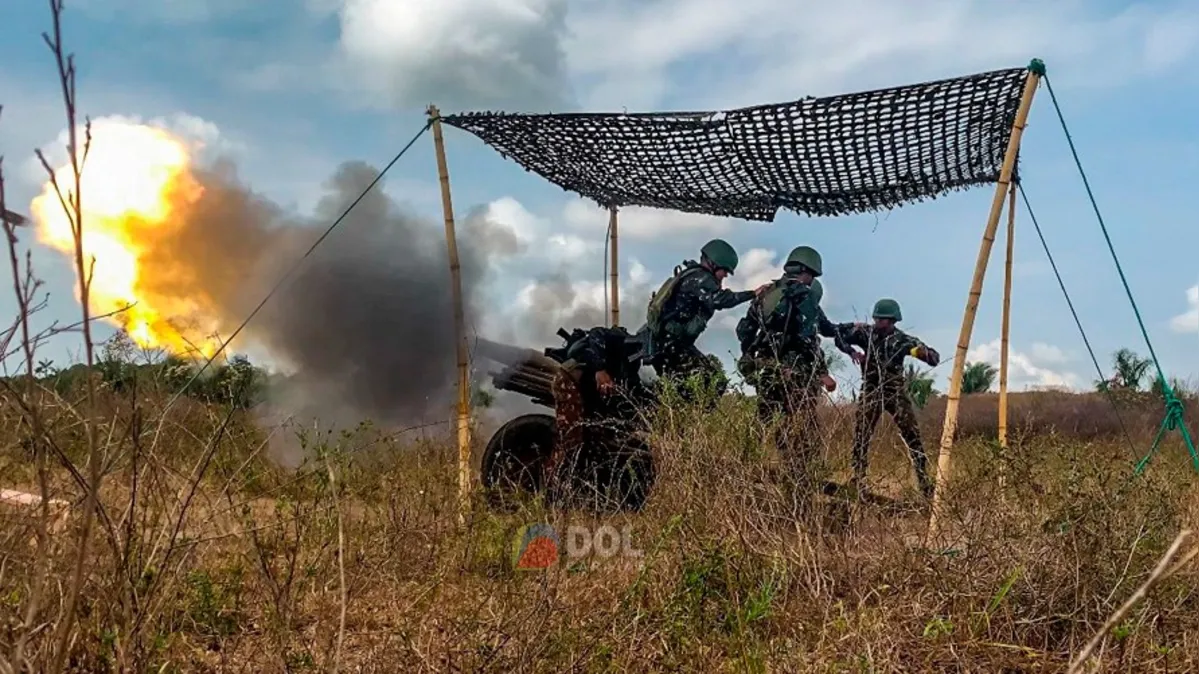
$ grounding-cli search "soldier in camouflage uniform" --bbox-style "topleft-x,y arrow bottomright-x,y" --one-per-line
642,239 -> 770,401
735,246 -> 853,488
837,298 -> 941,498
547,325 -> 650,496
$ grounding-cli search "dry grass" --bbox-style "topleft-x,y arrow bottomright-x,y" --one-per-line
5,2 -> 1199,671
3,383 -> 1199,672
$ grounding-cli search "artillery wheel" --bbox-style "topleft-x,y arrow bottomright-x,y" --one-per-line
480,413 -> 555,508
570,433 -> 656,514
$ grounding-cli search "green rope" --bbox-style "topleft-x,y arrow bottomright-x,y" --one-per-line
1040,72 -> 1198,475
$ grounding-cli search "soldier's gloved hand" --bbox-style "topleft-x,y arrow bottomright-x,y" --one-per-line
820,374 -> 836,392
595,370 -> 617,395
911,345 -> 941,367
753,283 -> 771,297
926,347 -> 941,367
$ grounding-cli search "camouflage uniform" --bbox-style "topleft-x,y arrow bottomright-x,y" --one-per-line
838,298 -> 940,498
547,326 -> 649,492
736,247 -> 850,487
646,239 -> 754,399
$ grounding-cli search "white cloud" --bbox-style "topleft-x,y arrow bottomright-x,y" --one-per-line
564,0 -> 1199,110
482,196 -> 542,244
1029,342 -> 1069,364
967,338 -> 1080,391
562,197 -> 753,242
510,260 -> 656,343
628,258 -> 652,285
230,1 -> 1199,129
330,0 -> 573,110
481,196 -> 600,264
725,248 -> 780,293
1170,284 -> 1198,333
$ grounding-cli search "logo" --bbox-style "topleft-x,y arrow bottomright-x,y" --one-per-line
512,523 -> 560,570
512,522 -> 644,570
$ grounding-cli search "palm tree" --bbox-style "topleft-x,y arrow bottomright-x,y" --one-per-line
1111,347 -> 1152,392
961,361 -> 998,394
906,363 -> 938,409
1095,348 -> 1153,392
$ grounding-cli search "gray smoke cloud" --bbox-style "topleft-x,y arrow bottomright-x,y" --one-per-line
132,158 -> 525,460
123,151 -> 683,465
517,270 -> 652,344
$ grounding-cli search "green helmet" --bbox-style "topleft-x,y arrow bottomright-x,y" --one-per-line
783,245 -> 823,277
872,298 -> 902,321
700,239 -> 738,274
808,279 -> 823,305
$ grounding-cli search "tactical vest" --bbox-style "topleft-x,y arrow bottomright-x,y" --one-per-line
752,280 -> 820,350
645,263 -> 710,339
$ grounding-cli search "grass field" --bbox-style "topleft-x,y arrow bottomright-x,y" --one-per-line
3,378 -> 1199,673
3,5 -> 1197,668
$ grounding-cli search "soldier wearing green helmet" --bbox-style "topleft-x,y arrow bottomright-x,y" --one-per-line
641,238 -> 770,399
735,245 -> 856,491
836,297 -> 941,499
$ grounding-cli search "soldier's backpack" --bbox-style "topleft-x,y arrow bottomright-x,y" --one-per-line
757,279 -> 817,336
645,263 -> 709,336
758,280 -> 787,319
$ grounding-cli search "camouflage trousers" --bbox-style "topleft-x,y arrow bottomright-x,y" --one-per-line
852,386 -> 932,498
549,368 -> 585,495
754,363 -> 824,492
652,342 -> 728,404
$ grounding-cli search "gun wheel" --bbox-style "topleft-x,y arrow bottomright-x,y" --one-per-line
480,413 -> 555,510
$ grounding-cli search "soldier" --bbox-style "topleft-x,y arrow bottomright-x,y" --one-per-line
642,239 -> 770,400
838,298 -> 941,499
548,325 -> 651,500
735,246 -> 852,489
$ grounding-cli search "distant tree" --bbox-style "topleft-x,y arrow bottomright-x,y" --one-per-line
1112,345 -> 1151,388
188,354 -> 264,408
1150,374 -> 1191,400
1096,348 -> 1152,393
905,363 -> 938,409
97,331 -> 139,392
961,361 -> 997,394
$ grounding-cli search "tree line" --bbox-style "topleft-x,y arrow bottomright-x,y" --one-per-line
903,346 -> 1192,410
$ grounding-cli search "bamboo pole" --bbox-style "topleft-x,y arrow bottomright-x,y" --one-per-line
997,181 -> 1017,492
428,105 -> 473,526
926,66 -> 1041,545
998,182 -> 1016,449
609,207 -> 620,327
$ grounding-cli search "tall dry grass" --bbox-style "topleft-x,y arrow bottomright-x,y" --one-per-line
2,379 -> 1199,671
4,2 -> 1199,671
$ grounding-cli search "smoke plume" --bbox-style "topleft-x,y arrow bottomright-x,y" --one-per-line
135,158 -> 521,447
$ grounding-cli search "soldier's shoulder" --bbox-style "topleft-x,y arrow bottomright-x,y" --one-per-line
681,269 -> 717,290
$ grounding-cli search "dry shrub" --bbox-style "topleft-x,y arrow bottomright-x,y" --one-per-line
3,380 -> 1199,671
4,3 -> 1199,671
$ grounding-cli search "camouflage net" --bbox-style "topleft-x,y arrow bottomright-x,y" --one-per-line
442,66 -> 1030,221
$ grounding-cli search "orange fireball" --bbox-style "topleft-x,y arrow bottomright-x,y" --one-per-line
29,119 -> 223,358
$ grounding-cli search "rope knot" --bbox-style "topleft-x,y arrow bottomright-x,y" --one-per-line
1163,394 -> 1185,431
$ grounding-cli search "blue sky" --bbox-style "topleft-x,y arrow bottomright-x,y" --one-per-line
1,0 -> 1198,396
